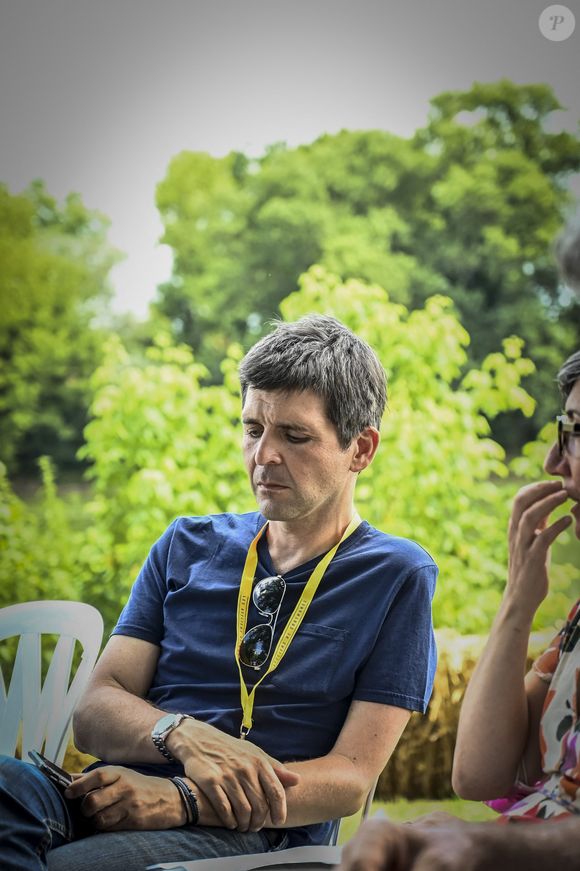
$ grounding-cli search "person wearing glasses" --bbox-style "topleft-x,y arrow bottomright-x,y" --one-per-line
338,212 -> 580,871
0,315 -> 438,870
339,348 -> 580,871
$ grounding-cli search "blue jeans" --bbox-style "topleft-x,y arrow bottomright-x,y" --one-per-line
0,756 -> 287,871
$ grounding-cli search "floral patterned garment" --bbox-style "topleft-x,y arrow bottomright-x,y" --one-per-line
500,598 -> 580,821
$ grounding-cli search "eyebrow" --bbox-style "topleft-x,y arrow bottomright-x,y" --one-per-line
242,417 -> 312,433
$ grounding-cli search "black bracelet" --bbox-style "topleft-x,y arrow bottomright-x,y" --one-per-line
172,776 -> 199,826
171,777 -> 191,825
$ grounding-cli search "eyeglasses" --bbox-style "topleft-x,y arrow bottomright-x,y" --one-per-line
239,575 -> 286,670
557,415 -> 580,458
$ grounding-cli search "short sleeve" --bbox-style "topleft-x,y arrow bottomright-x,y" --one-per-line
112,520 -> 178,645
353,562 -> 437,714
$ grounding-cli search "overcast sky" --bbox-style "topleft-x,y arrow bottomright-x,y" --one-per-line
1,0 -> 579,317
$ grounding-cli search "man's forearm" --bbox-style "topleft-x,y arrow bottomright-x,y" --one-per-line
267,754 -> 369,828
73,683 -> 171,763
188,752 -> 370,830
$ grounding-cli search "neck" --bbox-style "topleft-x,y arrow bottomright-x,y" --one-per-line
266,504 -> 358,575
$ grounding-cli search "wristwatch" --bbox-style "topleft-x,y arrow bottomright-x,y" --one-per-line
151,712 -> 192,762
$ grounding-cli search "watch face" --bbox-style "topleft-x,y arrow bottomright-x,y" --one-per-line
153,713 -> 180,737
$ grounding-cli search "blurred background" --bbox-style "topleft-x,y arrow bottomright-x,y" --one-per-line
1,0 -> 579,810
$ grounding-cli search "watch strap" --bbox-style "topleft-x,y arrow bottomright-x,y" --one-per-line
151,712 -> 191,762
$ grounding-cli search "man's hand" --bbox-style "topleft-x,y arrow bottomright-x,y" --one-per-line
338,817 -> 487,871
339,815 -> 580,871
166,717 -> 300,831
65,767 -> 185,832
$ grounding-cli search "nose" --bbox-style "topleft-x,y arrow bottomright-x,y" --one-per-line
544,440 -> 569,477
253,431 -> 282,466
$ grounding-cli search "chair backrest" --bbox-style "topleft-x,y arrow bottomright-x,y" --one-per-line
0,600 -> 103,766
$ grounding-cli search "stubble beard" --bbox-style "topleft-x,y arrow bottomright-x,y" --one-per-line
254,488 -> 307,522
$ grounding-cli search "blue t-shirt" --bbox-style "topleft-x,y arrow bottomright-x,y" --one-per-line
112,511 -> 437,845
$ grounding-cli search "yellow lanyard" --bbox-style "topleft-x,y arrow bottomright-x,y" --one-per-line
234,512 -> 362,738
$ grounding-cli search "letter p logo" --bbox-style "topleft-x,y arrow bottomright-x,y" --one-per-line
539,5 -> 576,40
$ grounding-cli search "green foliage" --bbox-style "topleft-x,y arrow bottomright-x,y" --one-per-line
154,81 -> 580,452
0,182 -> 120,473
76,334 -> 254,629
0,458 -> 84,608
64,270 -> 536,634
0,260 -> 563,637
410,81 -> 580,443
280,268 -> 534,631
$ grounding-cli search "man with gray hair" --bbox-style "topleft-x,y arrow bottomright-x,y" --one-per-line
0,315 -> 437,869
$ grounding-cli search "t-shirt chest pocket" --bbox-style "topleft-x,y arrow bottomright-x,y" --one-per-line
266,623 -> 351,701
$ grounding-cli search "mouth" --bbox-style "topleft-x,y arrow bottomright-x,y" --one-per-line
256,482 -> 288,491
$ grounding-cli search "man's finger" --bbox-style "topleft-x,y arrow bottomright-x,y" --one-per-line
64,767 -> 120,800
258,765 -> 288,827
81,789 -> 125,826
223,779 -> 257,831
91,802 -> 126,830
272,764 -> 300,787
203,782 -> 238,829
338,821 -> 408,871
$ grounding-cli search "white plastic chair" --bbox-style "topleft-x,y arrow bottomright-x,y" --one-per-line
0,600 -> 103,766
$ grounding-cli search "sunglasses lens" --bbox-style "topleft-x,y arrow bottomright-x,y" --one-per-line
253,576 -> 285,614
240,624 -> 272,668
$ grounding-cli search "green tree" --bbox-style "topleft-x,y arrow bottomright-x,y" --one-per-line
408,80 -> 580,443
76,333 -> 252,627
0,457 -> 85,610
154,81 -> 579,451
79,270 -> 536,634
154,133 -> 432,374
281,268 -> 536,631
0,182 -> 119,473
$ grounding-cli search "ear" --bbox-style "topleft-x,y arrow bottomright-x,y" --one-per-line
349,427 -> 380,473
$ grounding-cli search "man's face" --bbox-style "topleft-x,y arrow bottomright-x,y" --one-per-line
242,387 -> 356,522
544,377 -> 580,538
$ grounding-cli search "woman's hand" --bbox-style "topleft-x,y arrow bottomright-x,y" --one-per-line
506,480 -> 571,619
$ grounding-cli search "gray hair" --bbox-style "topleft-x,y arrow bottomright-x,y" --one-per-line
239,315 -> 387,449
557,349 -> 580,401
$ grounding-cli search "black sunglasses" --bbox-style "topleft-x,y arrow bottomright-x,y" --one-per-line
557,415 -> 580,458
239,575 -> 286,670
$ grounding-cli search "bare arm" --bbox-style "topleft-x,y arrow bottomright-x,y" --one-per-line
73,635 -> 164,762
72,634 -> 299,829
68,699 -> 410,834
277,700 -> 410,827
175,699 -> 410,829
452,481 -> 571,799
